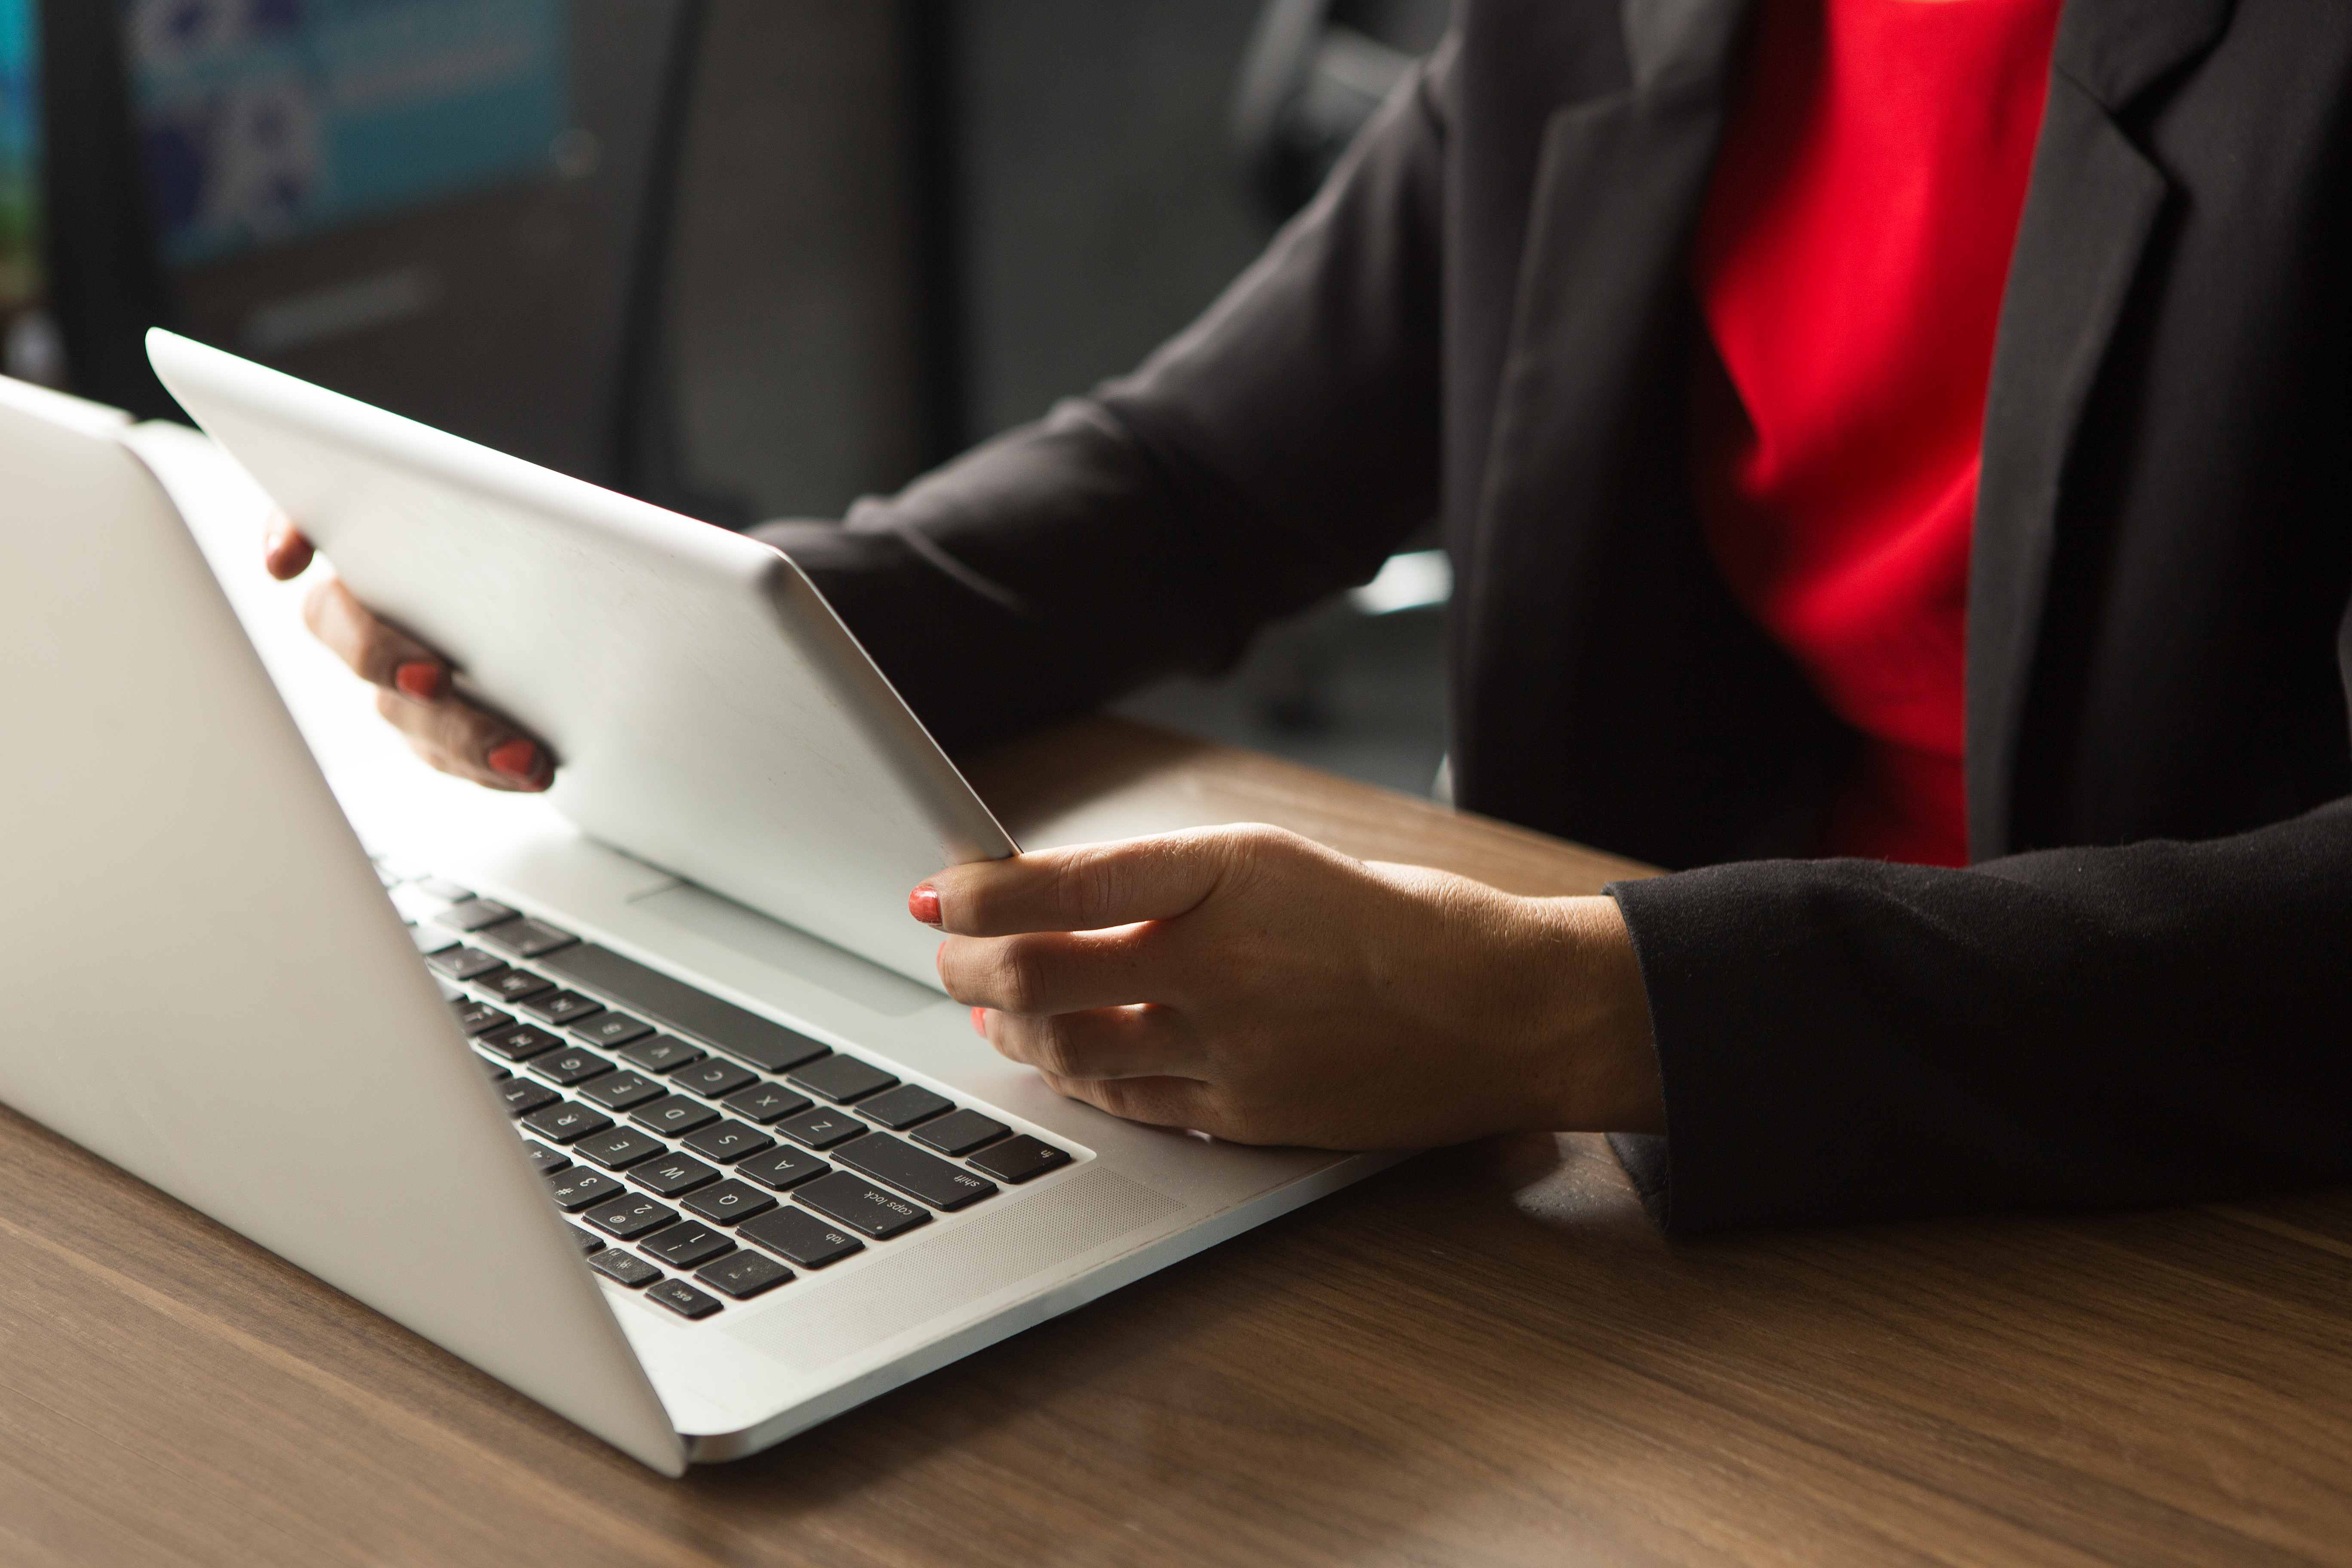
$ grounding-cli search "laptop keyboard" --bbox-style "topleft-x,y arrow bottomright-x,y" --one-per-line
383,864 -> 1075,1323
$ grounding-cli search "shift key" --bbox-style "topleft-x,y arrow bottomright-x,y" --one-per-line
834,1134 -> 997,1211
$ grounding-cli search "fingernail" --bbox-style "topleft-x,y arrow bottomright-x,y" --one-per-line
487,739 -> 539,781
971,1006 -> 988,1038
908,885 -> 941,927
392,661 -> 444,702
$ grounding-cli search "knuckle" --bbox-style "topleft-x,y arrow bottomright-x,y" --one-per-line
1027,1017 -> 1089,1080
990,939 -> 1050,1015
435,701 -> 496,759
1051,850 -> 1118,928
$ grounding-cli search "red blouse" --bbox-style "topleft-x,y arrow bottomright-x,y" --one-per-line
1689,0 -> 2061,866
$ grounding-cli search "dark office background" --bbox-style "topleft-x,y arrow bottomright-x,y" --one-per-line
31,0 -> 1452,796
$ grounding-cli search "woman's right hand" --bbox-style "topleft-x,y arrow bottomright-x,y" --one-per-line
265,519 -> 554,793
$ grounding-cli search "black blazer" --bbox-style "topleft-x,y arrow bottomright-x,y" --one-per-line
759,0 -> 2352,1232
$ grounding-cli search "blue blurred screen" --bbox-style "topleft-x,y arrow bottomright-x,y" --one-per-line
0,0 -> 39,310
122,0 -> 570,268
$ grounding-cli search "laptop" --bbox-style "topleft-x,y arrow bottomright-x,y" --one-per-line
0,364 -> 1400,1474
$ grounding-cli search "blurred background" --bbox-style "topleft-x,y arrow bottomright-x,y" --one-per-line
9,0 -> 1453,796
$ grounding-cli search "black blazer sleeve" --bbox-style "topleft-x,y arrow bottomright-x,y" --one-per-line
751,49 -> 1452,751
1606,786 -> 2352,1234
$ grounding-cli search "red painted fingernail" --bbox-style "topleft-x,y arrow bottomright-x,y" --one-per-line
908,886 -> 941,927
487,739 -> 539,781
971,1006 -> 988,1038
392,661 -> 444,702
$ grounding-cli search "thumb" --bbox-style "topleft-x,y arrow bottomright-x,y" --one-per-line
919,829 -> 1239,936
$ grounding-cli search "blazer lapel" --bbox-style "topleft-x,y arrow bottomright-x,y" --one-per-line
1967,0 -> 2236,857
1455,0 -> 1751,818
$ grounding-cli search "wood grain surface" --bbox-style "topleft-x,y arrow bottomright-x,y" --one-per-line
5,717 -> 2346,1567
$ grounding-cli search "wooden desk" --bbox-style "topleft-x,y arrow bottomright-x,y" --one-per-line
4,717 -> 2347,1566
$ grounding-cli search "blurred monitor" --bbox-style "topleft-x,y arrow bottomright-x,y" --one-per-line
0,0 -> 63,384
46,0 -> 703,496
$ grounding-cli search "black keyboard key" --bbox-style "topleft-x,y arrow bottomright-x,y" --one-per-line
584,1194 -> 678,1240
478,1023 -> 564,1063
696,1251 -> 792,1299
631,1094 -> 720,1137
617,1035 -> 704,1075
720,1083 -> 811,1124
567,1224 -> 601,1254
522,1100 -> 614,1144
669,1059 -> 759,1100
775,1107 -> 865,1150
475,1056 -> 511,1083
521,1139 -> 571,1176
739,1206 -> 863,1268
410,924 -> 460,955
438,897 -> 518,931
477,918 -> 578,959
681,1179 -> 778,1225
857,1084 -> 953,1130
640,1219 -> 735,1269
646,1279 -> 723,1319
449,999 -> 512,1036
497,1079 -> 559,1118
911,1108 -> 1011,1157
574,1127 -> 668,1170
794,1171 -> 931,1239
588,1248 -> 662,1287
519,990 -> 604,1027
478,968 -> 554,1004
632,1153 -> 720,1197
681,1120 -> 774,1164
787,1055 -> 898,1104
530,1047 -> 615,1087
835,1133 -> 999,1211
545,1168 -> 624,1210
418,877 -> 474,902
577,1069 -> 667,1112
570,1013 -> 655,1050
735,1145 -> 830,1191
426,946 -> 506,980
536,943 -> 830,1072
967,1134 -> 1072,1184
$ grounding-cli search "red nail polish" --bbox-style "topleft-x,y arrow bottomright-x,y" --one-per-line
971,1007 -> 988,1038
487,739 -> 538,781
392,661 -> 444,701
909,885 -> 941,926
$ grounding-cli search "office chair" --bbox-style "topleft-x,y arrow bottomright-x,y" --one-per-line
1230,0 -> 1452,223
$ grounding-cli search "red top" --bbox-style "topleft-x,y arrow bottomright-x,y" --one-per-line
1689,0 -> 2061,866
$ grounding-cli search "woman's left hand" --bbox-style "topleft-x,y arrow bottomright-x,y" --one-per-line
915,824 -> 1663,1149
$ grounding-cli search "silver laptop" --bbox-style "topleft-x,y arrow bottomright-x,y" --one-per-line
0,366 -> 1397,1473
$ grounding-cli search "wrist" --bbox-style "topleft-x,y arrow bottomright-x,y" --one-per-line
1522,894 -> 1663,1134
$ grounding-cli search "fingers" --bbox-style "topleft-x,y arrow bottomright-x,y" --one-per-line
920,827 -> 1286,937
937,923 -> 1175,1017
373,686 -> 553,792
1031,1069 -> 1221,1134
976,1001 -> 1198,1081
276,532 -> 554,793
304,576 -> 448,695
262,515 -> 315,580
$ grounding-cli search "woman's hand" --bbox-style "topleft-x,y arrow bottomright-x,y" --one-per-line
916,824 -> 1663,1149
264,518 -> 554,792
